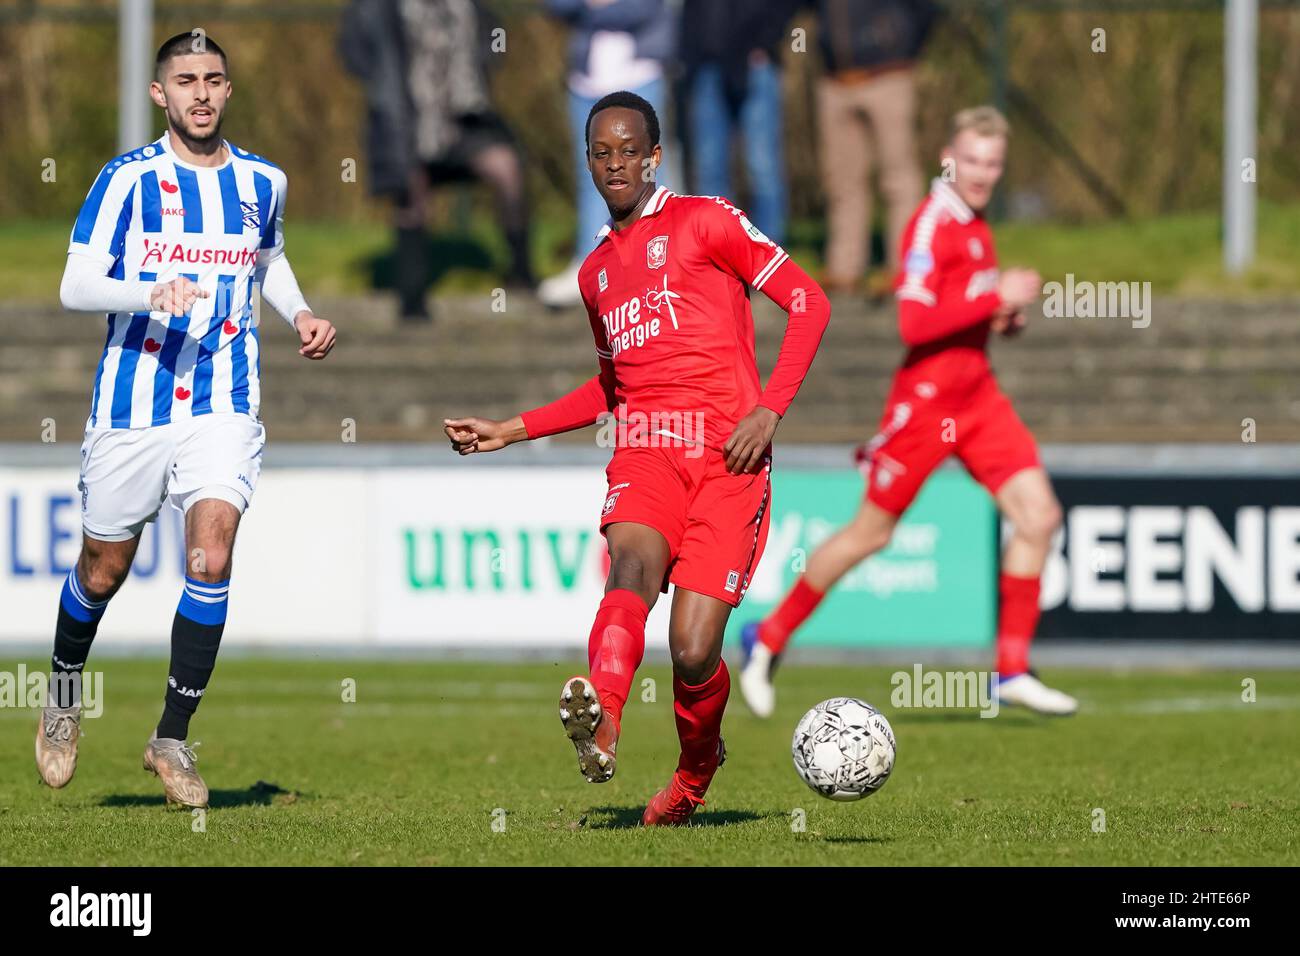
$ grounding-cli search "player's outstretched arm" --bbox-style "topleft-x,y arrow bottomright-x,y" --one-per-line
445,364 -> 617,456
444,415 -> 529,455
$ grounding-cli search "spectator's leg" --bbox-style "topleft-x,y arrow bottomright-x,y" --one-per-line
687,63 -> 733,200
740,56 -> 787,244
862,69 -> 924,271
469,141 -> 535,288
817,77 -> 872,289
570,89 -> 607,260
393,166 -> 431,322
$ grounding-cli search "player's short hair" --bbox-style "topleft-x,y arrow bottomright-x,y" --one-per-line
949,106 -> 1010,143
155,31 -> 228,81
585,91 -> 660,151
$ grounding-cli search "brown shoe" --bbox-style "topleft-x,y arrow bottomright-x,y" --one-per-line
35,705 -> 81,788
559,675 -> 619,783
142,732 -> 208,808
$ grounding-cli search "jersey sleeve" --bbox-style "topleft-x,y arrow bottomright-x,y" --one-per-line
694,197 -> 830,418
255,167 -> 289,267
694,197 -> 789,293
68,161 -> 139,270
894,220 -> 1001,346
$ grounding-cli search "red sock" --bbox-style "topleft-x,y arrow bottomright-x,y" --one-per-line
587,589 -> 648,731
759,577 -> 825,654
996,572 -> 1041,677
672,660 -> 730,792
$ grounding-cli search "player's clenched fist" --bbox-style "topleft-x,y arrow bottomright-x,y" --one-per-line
444,415 -> 527,455
996,268 -> 1042,311
150,276 -> 210,316
293,311 -> 337,360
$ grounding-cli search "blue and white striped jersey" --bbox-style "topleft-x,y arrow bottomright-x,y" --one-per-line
68,134 -> 291,429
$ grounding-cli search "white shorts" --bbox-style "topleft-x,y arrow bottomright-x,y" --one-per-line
78,414 -> 266,542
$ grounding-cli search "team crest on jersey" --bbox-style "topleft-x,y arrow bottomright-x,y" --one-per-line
968,237 -> 984,260
646,235 -> 669,270
598,268 -> 608,292
241,201 -> 261,232
602,492 -> 620,517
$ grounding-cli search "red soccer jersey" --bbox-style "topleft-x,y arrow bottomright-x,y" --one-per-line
574,186 -> 815,448
892,179 -> 1003,405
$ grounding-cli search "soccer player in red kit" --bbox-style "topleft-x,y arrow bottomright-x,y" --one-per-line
740,106 -> 1078,718
443,91 -> 830,824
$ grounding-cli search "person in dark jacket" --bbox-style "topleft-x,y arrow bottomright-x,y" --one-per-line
340,0 -> 535,322
814,0 -> 939,293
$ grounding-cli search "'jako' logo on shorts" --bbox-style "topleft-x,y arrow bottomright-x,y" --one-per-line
725,570 -> 740,593
602,492 -> 620,517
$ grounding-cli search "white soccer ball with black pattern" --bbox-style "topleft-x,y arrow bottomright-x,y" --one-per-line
791,697 -> 896,801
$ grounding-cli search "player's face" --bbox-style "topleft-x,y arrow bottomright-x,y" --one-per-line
942,130 -> 1006,212
587,108 -> 662,220
150,53 -> 231,143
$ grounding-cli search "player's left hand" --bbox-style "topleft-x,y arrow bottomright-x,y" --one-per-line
992,309 -> 1026,337
294,312 -> 336,359
724,405 -> 780,475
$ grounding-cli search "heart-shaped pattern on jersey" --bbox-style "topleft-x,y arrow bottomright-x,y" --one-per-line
144,338 -> 162,353
160,180 -> 179,194
223,320 -> 239,335
174,386 -> 191,400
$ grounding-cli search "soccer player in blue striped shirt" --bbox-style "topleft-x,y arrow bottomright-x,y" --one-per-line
37,32 -> 337,808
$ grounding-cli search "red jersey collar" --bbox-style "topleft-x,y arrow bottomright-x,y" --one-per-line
594,184 -> 675,244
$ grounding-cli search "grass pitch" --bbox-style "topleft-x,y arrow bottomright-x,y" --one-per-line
1,657 -> 1297,866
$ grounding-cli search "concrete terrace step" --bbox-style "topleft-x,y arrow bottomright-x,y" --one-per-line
2,295 -> 1299,445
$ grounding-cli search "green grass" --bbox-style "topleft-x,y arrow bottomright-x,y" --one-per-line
7,200 -> 1300,301
1,658 -> 1297,866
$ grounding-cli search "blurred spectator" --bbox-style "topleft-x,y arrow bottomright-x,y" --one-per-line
339,0 -> 535,322
815,0 -> 937,293
538,0 -> 675,309
680,0 -> 798,245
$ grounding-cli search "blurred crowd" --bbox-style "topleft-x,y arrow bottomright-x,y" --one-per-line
339,0 -> 940,321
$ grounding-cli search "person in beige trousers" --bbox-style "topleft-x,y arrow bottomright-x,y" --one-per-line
813,0 -> 938,293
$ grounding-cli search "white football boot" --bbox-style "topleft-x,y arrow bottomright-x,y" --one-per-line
738,622 -> 777,719
996,671 -> 1078,716
142,732 -> 209,808
36,704 -> 82,788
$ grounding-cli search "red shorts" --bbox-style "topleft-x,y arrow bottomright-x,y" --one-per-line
600,445 -> 772,607
862,378 -> 1040,515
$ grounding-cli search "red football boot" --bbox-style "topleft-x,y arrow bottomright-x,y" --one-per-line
642,738 -> 727,827
559,676 -> 619,783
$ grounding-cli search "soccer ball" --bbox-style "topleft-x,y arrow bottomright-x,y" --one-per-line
791,697 -> 896,801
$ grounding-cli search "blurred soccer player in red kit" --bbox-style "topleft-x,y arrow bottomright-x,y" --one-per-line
740,106 -> 1077,719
